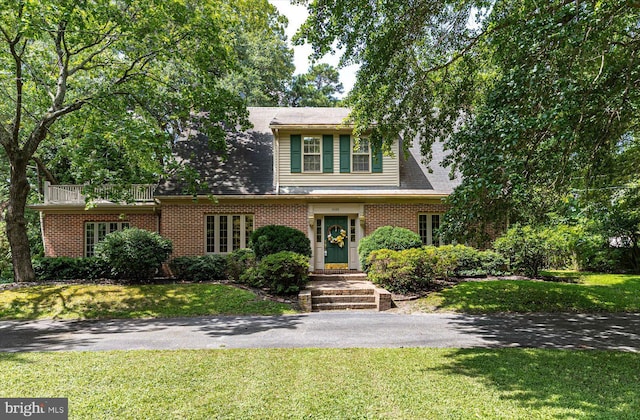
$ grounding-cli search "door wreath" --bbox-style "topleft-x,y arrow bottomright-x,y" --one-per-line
327,225 -> 347,248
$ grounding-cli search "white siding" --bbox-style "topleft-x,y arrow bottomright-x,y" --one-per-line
278,132 -> 400,187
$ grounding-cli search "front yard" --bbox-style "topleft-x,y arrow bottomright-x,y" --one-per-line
1,348 -> 638,418
0,283 -> 295,320
415,272 -> 640,314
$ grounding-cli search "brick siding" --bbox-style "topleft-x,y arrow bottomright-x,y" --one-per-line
42,212 -> 158,257
160,202 -> 308,257
363,203 -> 449,235
41,201 -> 450,258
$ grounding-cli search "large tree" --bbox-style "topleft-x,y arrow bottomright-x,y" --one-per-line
285,63 -> 344,107
297,0 -> 640,243
218,1 -> 295,106
0,0 -> 256,282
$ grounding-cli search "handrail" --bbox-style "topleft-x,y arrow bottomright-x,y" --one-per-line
43,182 -> 156,204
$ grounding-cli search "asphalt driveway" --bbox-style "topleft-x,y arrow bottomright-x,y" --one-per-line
1,312 -> 639,353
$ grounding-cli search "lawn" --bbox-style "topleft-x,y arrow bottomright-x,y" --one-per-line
419,272 -> 640,313
0,283 -> 295,320
1,348 -> 638,419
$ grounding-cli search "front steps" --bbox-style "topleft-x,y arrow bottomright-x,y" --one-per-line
299,273 -> 392,312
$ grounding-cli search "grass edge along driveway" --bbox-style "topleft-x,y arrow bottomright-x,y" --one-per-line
0,283 -> 296,320
419,271 -> 640,314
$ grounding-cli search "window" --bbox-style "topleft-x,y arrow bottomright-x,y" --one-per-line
206,214 -> 254,253
85,221 -> 129,256
303,136 -> 321,172
418,214 -> 441,246
352,139 -> 370,172
350,218 -> 356,242
316,218 -> 323,243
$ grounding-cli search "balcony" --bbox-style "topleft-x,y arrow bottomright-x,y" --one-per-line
43,182 -> 156,204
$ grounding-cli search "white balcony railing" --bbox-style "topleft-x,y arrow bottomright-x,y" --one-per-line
43,182 -> 156,204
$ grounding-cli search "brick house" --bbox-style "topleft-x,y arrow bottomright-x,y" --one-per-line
33,107 -> 458,272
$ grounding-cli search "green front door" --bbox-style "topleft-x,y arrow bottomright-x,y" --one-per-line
325,216 -> 349,267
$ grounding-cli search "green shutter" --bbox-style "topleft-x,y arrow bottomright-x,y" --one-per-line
339,135 -> 351,173
322,134 -> 333,173
290,135 -> 301,173
372,145 -> 383,173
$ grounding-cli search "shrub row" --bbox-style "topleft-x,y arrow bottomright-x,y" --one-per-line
367,245 -> 508,294
168,255 -> 228,282
358,226 -> 422,269
170,246 -> 310,296
33,257 -> 111,281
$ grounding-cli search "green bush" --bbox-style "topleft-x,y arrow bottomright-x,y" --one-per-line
478,250 -> 509,276
358,226 -> 423,270
226,248 -> 257,282
95,228 -> 172,281
169,255 -> 227,282
367,248 -> 438,294
33,257 -> 110,281
493,225 -> 549,277
252,251 -> 309,295
249,225 -> 312,260
574,235 -> 624,273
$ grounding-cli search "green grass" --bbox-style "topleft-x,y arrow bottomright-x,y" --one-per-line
420,272 -> 640,313
1,348 -> 638,419
0,283 -> 296,320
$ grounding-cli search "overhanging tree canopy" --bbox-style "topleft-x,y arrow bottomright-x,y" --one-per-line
296,0 -> 640,243
0,0 -> 265,281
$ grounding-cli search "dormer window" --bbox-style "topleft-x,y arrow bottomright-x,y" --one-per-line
352,139 -> 370,172
303,136 -> 322,172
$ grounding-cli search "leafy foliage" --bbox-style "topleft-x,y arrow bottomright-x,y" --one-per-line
95,228 -> 172,281
298,0 -> 640,243
226,248 -> 257,282
169,255 -> 227,282
367,244 -> 508,293
33,257 -> 110,281
493,225 -> 555,277
367,248 -> 439,294
250,251 -> 310,295
285,64 -> 344,107
1,0 -> 285,281
358,226 -> 422,269
250,225 -> 312,260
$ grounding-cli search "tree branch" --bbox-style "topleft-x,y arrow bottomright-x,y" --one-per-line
31,155 -> 58,185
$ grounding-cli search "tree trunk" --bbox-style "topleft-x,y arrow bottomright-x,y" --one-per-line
5,155 -> 35,282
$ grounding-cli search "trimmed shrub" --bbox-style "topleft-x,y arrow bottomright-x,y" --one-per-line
226,248 -> 257,282
358,226 -> 423,270
169,255 -> 227,282
95,228 -> 172,281
478,250 -> 509,276
493,225 -> 549,277
253,251 -> 309,295
249,225 -> 312,260
33,257 -> 110,281
367,248 -> 438,294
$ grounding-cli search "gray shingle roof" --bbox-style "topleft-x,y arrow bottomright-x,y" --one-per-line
156,107 -> 459,197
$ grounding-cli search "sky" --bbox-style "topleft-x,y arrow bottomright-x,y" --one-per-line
269,0 -> 359,97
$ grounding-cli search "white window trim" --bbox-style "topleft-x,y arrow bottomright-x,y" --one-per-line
303,135 -> 322,173
205,214 -> 254,254
418,213 -> 442,246
85,221 -> 129,257
352,138 -> 371,173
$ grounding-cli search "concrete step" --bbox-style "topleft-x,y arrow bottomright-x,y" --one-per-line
309,273 -> 368,282
311,288 -> 375,296
313,294 -> 377,304
312,302 -> 379,311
